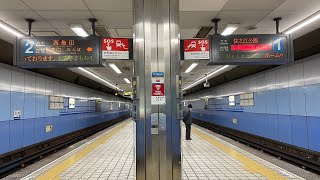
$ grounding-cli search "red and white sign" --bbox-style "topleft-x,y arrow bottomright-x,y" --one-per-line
102,38 -> 129,59
184,39 -> 210,60
152,84 -> 164,96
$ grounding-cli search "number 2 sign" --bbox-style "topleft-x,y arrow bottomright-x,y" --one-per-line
24,41 -> 34,54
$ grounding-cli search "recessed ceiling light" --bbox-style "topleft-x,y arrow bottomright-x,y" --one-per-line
123,78 -> 131,83
109,63 -> 122,74
221,24 -> 239,36
78,67 -> 123,91
0,20 -> 24,37
182,65 -> 230,91
185,62 -> 199,73
70,24 -> 89,37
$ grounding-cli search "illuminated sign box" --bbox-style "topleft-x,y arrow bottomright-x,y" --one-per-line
209,34 -> 293,65
181,39 -> 210,60
101,38 -> 133,60
15,36 -> 102,68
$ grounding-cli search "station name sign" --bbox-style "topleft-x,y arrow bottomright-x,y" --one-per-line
209,34 -> 293,65
15,36 -> 101,68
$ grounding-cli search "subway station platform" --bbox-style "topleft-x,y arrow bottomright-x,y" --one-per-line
5,119 -> 319,180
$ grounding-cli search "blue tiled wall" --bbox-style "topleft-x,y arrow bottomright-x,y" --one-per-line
0,63 -> 130,154
186,54 -> 320,152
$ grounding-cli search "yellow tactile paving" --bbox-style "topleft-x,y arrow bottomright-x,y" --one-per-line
192,127 -> 288,180
35,121 -> 130,180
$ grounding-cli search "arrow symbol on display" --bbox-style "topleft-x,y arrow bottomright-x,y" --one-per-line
87,47 -> 93,52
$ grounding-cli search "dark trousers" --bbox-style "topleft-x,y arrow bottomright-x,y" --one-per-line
186,124 -> 191,139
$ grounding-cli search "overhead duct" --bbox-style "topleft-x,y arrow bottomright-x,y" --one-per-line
95,26 -> 111,37
194,26 -> 213,38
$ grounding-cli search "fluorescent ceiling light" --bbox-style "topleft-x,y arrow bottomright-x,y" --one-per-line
0,20 -> 24,37
78,67 -> 123,91
182,65 -> 230,91
221,24 -> 239,36
284,11 -> 320,34
70,24 -> 89,37
123,78 -> 131,83
185,62 -> 199,73
109,63 -> 122,74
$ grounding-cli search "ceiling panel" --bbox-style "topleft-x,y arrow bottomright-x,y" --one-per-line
48,20 -> 94,29
18,28 -> 59,35
21,0 -> 88,10
107,29 -> 119,37
180,0 -> 228,11
277,0 -> 320,11
57,28 -> 77,36
180,11 -> 219,29
92,11 -> 133,28
116,29 -> 133,37
233,27 -> 249,34
84,0 -> 132,11
222,0 -> 286,10
256,10 -> 319,30
245,27 -> 275,34
31,30 -> 60,36
4,20 -> 53,29
180,29 -> 199,39
36,10 -> 92,20
0,0 -> 30,10
0,10 -> 41,21
217,10 -> 272,28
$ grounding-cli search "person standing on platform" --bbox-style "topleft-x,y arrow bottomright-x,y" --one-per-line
183,104 -> 193,140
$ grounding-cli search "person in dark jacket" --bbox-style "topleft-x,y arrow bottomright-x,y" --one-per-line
183,104 -> 193,140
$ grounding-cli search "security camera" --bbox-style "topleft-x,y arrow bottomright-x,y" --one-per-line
203,82 -> 210,87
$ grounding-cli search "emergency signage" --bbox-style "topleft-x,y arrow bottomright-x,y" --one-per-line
15,36 -> 101,68
182,39 -> 210,60
152,84 -> 164,96
210,34 -> 293,65
101,38 -> 130,60
151,72 -> 166,105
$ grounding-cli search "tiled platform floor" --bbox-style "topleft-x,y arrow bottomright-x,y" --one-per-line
10,119 -> 318,179
21,121 -> 134,180
181,125 -> 303,180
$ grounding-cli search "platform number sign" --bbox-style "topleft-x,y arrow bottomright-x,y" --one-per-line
24,41 -> 34,54
273,37 -> 284,52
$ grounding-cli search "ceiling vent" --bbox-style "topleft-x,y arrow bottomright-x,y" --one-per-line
31,31 -> 60,36
194,26 -> 213,38
96,26 -> 111,37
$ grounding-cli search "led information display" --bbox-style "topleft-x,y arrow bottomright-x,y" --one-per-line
210,34 -> 293,65
15,36 -> 101,68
